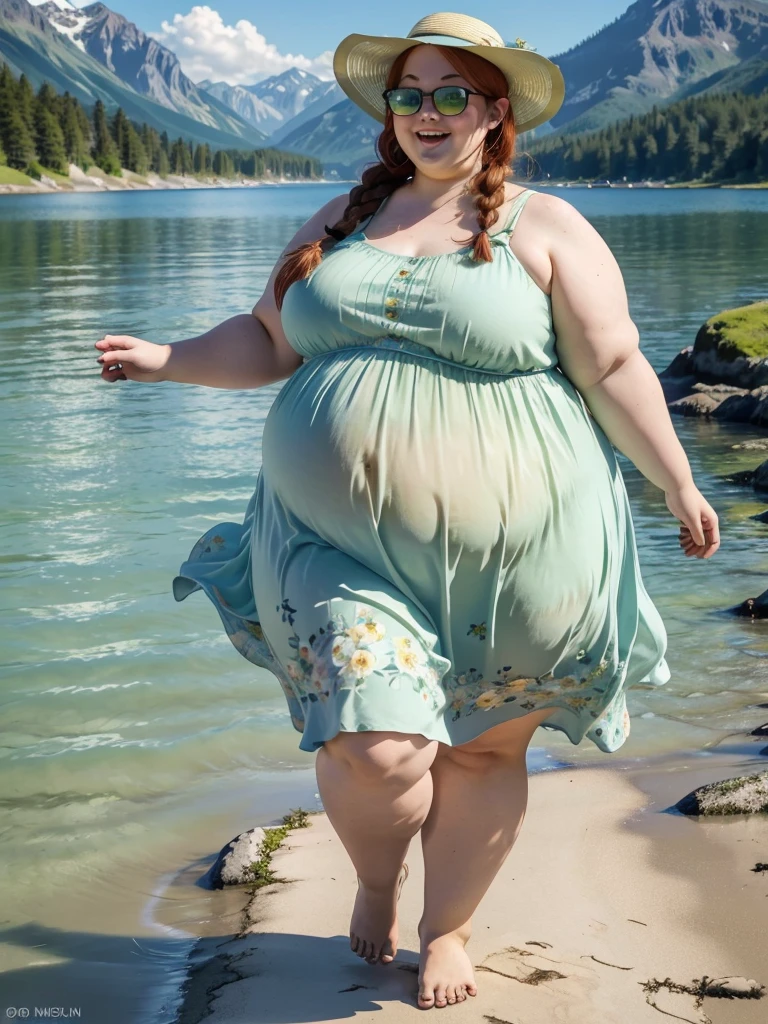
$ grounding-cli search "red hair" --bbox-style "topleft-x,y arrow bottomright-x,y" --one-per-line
274,45 -> 517,309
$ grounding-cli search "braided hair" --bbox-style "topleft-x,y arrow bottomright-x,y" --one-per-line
273,45 -> 517,309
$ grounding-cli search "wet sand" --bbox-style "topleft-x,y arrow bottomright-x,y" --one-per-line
167,750 -> 767,1024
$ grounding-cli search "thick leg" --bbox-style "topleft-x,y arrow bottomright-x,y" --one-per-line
315,730 -> 438,964
417,708 -> 556,1009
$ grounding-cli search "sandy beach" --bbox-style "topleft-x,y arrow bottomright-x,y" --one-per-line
167,751 -> 767,1024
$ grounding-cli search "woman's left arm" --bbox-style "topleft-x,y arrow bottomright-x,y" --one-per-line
537,194 -> 720,560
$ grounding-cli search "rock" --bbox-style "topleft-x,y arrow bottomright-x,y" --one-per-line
203,827 -> 266,889
668,392 -> 722,417
675,770 -> 768,815
750,510 -> 768,522
752,723 -> 768,736
702,976 -> 764,998
761,746 -> 768,756
730,589 -> 768,618
691,300 -> 768,389
724,459 -> 768,493
732,440 -> 768,451
712,392 -> 760,423
659,345 -> 694,378
691,382 -> 747,395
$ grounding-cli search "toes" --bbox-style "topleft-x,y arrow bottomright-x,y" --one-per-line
466,982 -> 478,996
445,985 -> 457,1004
379,938 -> 395,964
350,933 -> 359,953
434,984 -> 448,1008
418,986 -> 435,1008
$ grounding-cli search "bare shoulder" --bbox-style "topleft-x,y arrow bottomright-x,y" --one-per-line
520,189 -> 606,246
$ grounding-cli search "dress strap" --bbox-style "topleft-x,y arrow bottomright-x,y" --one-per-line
495,188 -> 534,238
359,192 -> 392,233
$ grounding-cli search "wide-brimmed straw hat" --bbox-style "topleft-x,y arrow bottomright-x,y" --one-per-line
333,12 -> 565,134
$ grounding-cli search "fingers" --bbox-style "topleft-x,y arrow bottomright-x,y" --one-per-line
678,524 -> 720,559
94,335 -> 132,350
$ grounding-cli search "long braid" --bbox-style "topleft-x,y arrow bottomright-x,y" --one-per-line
274,138 -> 413,310
465,121 -> 517,263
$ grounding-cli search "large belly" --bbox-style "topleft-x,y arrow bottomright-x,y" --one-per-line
262,350 -> 597,554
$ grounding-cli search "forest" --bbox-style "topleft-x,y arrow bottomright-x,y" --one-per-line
526,88 -> 768,183
0,63 -> 323,182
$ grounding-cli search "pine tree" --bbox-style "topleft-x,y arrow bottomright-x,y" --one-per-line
2,110 -> 35,170
34,105 -> 67,172
111,108 -> 130,166
61,94 -> 88,168
92,99 -> 121,175
16,74 -> 35,134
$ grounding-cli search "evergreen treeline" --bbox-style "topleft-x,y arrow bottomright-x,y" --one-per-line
527,89 -> 768,183
0,62 -> 322,181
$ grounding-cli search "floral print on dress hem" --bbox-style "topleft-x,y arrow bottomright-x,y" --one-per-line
264,600 -> 633,751
280,601 -> 447,714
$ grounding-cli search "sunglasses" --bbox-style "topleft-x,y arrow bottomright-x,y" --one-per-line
382,86 -> 490,117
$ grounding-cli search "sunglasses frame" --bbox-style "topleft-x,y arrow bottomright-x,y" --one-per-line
382,85 -> 491,117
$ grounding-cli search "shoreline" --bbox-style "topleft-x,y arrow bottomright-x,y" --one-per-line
0,166 -> 351,196
2,168 -> 766,196
161,745 -> 768,1024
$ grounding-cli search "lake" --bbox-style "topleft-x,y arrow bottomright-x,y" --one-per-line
1,182 -> 767,1021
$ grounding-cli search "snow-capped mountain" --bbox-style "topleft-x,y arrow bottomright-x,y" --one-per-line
31,0 -> 266,140
198,68 -> 339,138
197,79 -> 282,134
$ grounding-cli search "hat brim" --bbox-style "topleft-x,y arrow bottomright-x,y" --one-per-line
333,33 -> 565,134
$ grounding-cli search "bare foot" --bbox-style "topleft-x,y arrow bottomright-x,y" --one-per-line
350,866 -> 407,965
417,928 -> 478,1009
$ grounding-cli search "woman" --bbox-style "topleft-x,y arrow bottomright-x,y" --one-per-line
95,12 -> 720,1011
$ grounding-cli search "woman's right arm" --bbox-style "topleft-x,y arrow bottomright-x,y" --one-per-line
95,191 -> 350,389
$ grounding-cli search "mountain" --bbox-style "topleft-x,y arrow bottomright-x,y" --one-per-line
197,79 -> 281,133
199,68 -> 342,139
269,79 -> 344,144
548,0 -> 768,133
276,96 -> 381,178
30,0 -> 266,143
0,0 -> 272,149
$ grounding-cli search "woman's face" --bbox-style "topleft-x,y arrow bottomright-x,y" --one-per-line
391,45 -> 509,180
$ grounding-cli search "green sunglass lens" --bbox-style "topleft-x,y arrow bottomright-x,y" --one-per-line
434,87 -> 468,115
387,89 -> 421,114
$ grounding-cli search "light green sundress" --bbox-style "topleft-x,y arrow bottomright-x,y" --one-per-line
173,187 -> 670,754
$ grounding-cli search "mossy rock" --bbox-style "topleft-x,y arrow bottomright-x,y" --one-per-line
676,770 -> 768,815
694,300 -> 768,362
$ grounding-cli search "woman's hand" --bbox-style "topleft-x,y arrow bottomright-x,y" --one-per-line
95,334 -> 171,383
665,483 -> 720,559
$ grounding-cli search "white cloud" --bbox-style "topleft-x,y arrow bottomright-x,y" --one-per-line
150,6 -> 334,85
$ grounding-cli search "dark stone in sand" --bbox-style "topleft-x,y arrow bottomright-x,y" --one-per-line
752,722 -> 768,736
675,770 -> 768,815
750,510 -> 768,522
202,826 -> 266,889
760,746 -> 768,756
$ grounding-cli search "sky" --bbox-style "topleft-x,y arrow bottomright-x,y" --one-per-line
68,0 -> 633,87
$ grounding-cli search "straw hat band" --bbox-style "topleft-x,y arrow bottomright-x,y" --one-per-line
333,13 -> 565,134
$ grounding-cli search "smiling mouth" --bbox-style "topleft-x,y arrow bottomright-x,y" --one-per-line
415,131 -> 450,146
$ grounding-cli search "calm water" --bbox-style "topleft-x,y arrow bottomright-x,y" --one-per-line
1,183 -> 768,1021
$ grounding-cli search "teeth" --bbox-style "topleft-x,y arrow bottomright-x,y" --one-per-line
417,131 -> 448,137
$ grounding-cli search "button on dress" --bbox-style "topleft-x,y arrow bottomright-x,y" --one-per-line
173,188 -> 670,754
